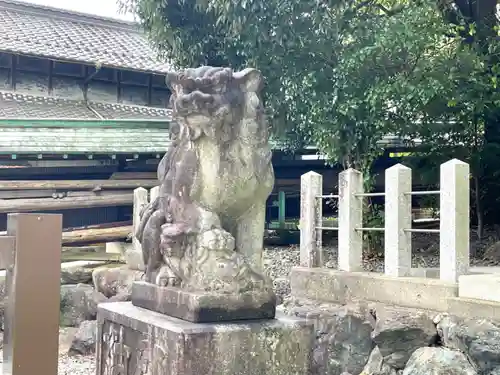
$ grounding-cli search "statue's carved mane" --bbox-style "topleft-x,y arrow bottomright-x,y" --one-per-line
166,66 -> 234,89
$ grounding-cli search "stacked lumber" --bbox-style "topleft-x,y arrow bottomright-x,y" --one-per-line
0,175 -> 159,213
61,222 -> 132,245
0,221 -> 133,245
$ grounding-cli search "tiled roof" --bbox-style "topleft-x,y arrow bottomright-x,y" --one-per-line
0,91 -> 173,120
0,0 -> 171,73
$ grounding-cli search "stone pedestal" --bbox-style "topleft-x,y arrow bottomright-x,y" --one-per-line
131,281 -> 276,323
96,302 -> 313,375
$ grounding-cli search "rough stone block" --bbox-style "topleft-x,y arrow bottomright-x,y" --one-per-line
124,249 -> 145,271
131,281 -> 276,323
96,302 -> 313,375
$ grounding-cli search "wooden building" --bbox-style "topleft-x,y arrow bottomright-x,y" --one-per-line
0,0 -> 172,230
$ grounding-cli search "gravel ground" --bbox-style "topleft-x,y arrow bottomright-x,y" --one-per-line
58,354 -> 96,375
8,228 -> 500,372
0,328 -> 96,375
0,351 -> 95,375
263,228 -> 500,303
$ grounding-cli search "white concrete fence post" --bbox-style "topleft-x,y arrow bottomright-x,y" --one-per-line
150,186 -> 160,202
126,187 -> 149,271
384,164 -> 412,277
338,168 -> 364,271
440,159 -> 470,282
300,172 -> 323,267
133,187 -> 148,252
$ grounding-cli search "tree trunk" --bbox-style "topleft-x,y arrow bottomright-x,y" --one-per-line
473,174 -> 483,242
480,110 -> 500,225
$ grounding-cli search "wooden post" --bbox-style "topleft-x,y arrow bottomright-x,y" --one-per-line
384,164 -> 412,277
338,168 -> 364,271
300,172 -> 323,267
3,213 -> 62,375
440,159 -> 470,282
278,191 -> 286,229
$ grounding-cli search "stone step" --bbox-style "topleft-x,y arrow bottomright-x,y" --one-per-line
458,273 -> 500,302
447,296 -> 500,321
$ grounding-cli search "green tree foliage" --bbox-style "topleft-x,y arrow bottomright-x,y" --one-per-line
121,0 -> 500,237
122,0 -> 470,167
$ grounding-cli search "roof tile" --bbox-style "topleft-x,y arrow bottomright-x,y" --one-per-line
0,91 -> 173,120
0,0 -> 171,73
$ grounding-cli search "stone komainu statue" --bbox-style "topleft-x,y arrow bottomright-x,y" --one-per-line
135,66 -> 275,295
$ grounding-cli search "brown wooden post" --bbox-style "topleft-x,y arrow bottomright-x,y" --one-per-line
3,213 -> 62,375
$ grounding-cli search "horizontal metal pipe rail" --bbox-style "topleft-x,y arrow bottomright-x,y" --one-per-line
405,190 -> 440,196
355,227 -> 385,231
354,192 -> 385,197
404,228 -> 440,233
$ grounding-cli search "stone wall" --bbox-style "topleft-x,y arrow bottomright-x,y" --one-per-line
281,298 -> 500,375
1,259 -> 499,375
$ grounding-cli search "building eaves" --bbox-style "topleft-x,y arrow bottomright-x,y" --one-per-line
0,0 -> 172,74
0,91 -> 173,120
0,126 -> 171,154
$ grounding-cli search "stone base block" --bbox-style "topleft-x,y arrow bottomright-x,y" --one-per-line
459,274 -> 500,302
290,266 -> 458,311
96,302 -> 313,375
131,281 -> 276,323
408,266 -> 500,279
447,296 -> 500,321
124,249 -> 145,271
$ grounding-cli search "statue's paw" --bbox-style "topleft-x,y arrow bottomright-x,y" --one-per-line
199,228 -> 235,252
157,274 -> 181,287
168,277 -> 181,287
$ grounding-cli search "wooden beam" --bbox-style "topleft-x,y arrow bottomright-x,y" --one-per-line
0,189 -> 56,199
110,171 -> 156,180
59,190 -> 135,198
0,179 -> 158,190
147,74 -> 153,105
61,252 -> 123,262
0,221 -> 132,236
116,70 -> 122,102
61,225 -> 131,245
9,54 -> 16,90
63,220 -> 132,232
0,194 -> 133,213
48,60 -> 54,95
